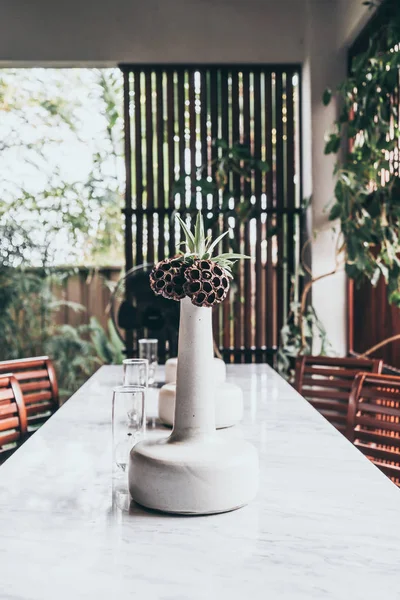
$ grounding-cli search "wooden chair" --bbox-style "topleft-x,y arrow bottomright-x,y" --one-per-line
294,355 -> 383,433
0,356 -> 59,432
0,374 -> 28,463
347,372 -> 400,487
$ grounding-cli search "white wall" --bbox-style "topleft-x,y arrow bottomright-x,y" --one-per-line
305,0 -> 347,354
303,0 -> 373,355
337,0 -> 373,49
0,0 -> 307,66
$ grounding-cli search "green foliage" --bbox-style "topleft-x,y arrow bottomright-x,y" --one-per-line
46,318 -> 124,400
323,0 -> 400,305
0,266 -> 125,401
45,324 -> 97,401
0,69 -> 124,267
89,317 -> 125,365
176,211 -> 250,277
277,302 -> 333,379
173,139 -> 269,227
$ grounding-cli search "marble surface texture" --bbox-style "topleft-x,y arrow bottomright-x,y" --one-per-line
0,364 -> 400,600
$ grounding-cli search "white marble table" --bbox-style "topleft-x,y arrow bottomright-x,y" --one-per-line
0,364 -> 400,600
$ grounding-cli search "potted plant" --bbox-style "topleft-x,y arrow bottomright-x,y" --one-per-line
129,213 -> 259,515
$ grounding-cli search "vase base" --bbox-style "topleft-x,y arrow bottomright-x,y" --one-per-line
129,434 -> 259,515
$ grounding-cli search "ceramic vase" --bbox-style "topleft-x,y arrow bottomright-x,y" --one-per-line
128,296 -> 259,515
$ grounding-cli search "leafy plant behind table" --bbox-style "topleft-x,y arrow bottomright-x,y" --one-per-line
0,267 -> 124,402
278,0 -> 400,378
324,0 -> 400,305
172,139 -> 269,245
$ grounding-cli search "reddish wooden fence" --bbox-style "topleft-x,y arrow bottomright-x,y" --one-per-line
350,279 -> 400,369
52,267 -> 122,330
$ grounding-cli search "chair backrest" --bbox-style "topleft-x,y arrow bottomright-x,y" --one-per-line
0,374 -> 27,460
0,357 -> 59,430
294,355 -> 383,433
347,372 -> 400,487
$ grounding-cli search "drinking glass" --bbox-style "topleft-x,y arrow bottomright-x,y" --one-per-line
112,385 -> 146,473
122,358 -> 149,387
138,339 -> 158,386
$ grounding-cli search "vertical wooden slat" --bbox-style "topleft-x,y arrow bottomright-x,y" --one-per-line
177,70 -> 186,218
200,71 -> 208,212
156,71 -> 165,262
123,71 -> 134,357
210,69 -> 219,220
209,68 -> 222,354
275,72 -> 285,339
286,72 -> 296,305
167,71 -> 176,256
242,70 -> 252,361
265,72 -> 274,349
123,71 -> 133,273
145,71 -> 154,264
220,69 -> 231,358
189,70 -> 197,210
253,71 -> 263,358
134,71 -> 143,266
231,70 -> 242,363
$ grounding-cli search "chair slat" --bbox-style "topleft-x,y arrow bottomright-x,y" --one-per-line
24,391 -> 53,405
304,367 -> 368,379
0,357 -> 47,372
0,374 -> 27,462
20,380 -> 51,393
0,431 -> 21,447
26,402 -> 53,416
0,416 -> 19,432
356,414 -> 400,434
355,442 -> 400,463
0,403 -> 17,418
13,369 -> 49,382
302,356 -> 380,368
305,399 -> 347,414
295,356 -> 383,434
302,377 -> 353,390
375,462 -> 400,478
0,357 -> 59,432
356,428 -> 400,448
347,372 -> 400,487
357,402 -> 400,419
0,389 -> 15,402
302,389 -> 350,401
359,387 -> 400,402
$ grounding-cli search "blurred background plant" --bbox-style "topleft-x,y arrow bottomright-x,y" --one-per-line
0,68 -> 125,400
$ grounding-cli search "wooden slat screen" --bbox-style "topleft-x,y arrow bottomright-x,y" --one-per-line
121,65 -> 302,364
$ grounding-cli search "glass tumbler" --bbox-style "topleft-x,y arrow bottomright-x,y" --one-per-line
123,358 -> 149,387
138,339 -> 158,386
112,385 -> 146,473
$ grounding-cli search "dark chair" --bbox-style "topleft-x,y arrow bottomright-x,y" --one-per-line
347,372 -> 400,487
0,356 -> 59,432
294,355 -> 383,433
0,374 -> 28,463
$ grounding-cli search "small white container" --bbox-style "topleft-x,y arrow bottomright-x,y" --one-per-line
165,356 -> 226,384
158,381 -> 244,429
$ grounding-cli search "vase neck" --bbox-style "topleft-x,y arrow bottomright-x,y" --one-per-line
171,297 -> 215,440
